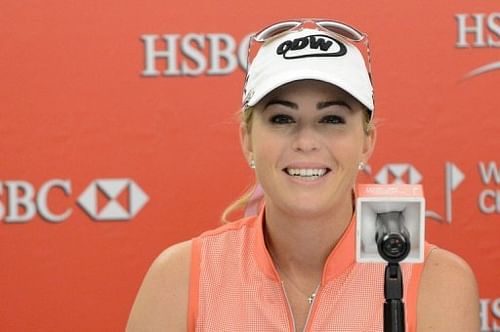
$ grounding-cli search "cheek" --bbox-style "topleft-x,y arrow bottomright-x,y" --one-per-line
252,134 -> 293,178
327,133 -> 367,164
252,133 -> 283,166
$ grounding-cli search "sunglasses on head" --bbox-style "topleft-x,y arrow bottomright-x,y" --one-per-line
246,18 -> 372,80
253,19 -> 366,42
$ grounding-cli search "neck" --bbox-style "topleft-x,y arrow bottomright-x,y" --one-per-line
263,194 -> 354,281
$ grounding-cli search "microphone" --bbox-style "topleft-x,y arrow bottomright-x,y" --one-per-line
356,184 -> 425,264
375,211 -> 411,263
356,184 -> 425,332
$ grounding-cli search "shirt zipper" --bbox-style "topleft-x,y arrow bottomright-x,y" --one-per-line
280,281 -> 321,332
302,285 -> 320,332
279,281 -> 296,332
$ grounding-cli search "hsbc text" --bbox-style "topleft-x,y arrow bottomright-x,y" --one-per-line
456,12 -> 500,48
141,33 -> 252,76
1,179 -> 148,223
480,298 -> 500,331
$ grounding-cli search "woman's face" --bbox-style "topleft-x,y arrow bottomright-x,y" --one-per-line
241,80 -> 375,218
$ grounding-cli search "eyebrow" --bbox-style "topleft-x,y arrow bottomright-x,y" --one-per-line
317,100 -> 352,110
264,99 -> 298,110
264,99 -> 352,110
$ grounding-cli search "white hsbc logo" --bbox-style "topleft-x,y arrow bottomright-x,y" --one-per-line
365,163 -> 465,223
374,163 -> 423,184
77,179 -> 149,221
455,12 -> 500,79
0,178 -> 149,223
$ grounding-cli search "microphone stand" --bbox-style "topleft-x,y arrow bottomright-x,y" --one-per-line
384,262 -> 405,332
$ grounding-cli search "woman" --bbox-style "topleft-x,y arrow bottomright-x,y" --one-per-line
127,19 -> 479,331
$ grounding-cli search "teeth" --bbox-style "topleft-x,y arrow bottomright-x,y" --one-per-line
286,168 -> 327,179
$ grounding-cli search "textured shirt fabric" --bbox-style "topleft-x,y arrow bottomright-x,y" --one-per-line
188,209 -> 434,331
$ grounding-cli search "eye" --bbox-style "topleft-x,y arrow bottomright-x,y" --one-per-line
270,114 -> 295,124
319,115 -> 345,124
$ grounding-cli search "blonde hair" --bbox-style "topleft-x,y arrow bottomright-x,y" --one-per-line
220,105 -> 375,223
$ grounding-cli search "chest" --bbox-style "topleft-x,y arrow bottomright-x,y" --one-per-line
196,266 -> 395,331
193,229 -> 418,331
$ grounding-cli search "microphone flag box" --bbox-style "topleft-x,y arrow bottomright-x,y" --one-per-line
356,184 -> 425,263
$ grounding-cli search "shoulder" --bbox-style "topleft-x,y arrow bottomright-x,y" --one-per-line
198,216 -> 257,239
417,247 -> 480,331
126,240 -> 192,332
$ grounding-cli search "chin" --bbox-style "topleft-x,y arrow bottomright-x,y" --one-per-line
281,199 -> 335,219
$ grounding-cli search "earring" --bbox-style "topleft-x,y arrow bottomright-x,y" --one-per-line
358,162 -> 365,171
249,159 -> 256,169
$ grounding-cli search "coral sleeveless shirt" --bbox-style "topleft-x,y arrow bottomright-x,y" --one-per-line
188,209 -> 434,331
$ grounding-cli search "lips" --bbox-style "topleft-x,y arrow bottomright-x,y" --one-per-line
283,167 -> 331,181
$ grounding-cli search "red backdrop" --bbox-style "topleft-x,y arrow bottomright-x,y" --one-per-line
1,1 -> 499,330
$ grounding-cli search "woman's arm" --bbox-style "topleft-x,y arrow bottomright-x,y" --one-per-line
417,248 -> 480,331
126,240 -> 192,332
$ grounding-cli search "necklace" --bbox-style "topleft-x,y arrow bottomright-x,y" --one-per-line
308,289 -> 318,304
266,241 -> 319,304
279,267 -> 318,304
264,225 -> 320,305
279,269 -> 319,304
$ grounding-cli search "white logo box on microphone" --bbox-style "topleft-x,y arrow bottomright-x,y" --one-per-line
356,184 -> 425,263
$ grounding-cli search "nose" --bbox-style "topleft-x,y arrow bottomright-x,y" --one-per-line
291,124 -> 320,153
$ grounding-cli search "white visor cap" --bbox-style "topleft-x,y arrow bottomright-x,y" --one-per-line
243,28 -> 374,113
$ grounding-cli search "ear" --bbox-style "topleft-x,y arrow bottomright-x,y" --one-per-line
361,125 -> 376,163
240,122 -> 253,165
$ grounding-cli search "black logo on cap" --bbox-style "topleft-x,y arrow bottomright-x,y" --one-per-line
276,34 -> 347,59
